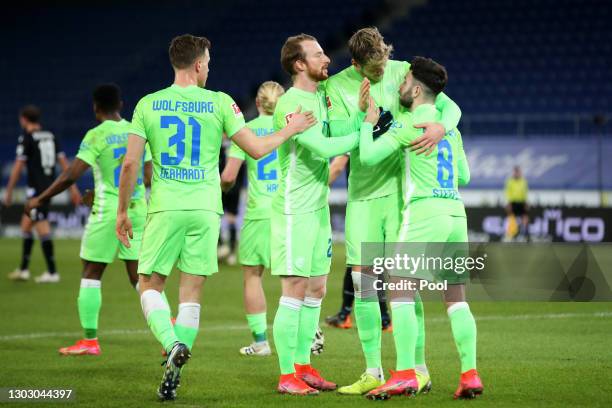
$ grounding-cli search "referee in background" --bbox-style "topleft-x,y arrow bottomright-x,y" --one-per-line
504,165 -> 529,241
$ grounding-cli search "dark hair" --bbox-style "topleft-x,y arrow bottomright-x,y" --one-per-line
93,83 -> 122,114
169,34 -> 212,69
348,27 -> 393,66
280,33 -> 317,75
19,105 -> 41,123
410,56 -> 447,96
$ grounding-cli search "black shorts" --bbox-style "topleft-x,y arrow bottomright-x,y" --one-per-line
26,188 -> 50,221
510,202 -> 527,216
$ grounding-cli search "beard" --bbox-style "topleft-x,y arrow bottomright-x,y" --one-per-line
306,64 -> 329,81
399,91 -> 414,109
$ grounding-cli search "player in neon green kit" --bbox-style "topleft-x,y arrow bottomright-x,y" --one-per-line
271,33 -> 371,396
25,84 -> 153,356
325,27 -> 462,395
358,56 -> 483,400
221,81 -> 285,357
115,34 -> 315,401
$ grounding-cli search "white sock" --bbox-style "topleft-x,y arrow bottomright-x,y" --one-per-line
279,296 -> 303,311
140,289 -> 169,320
416,364 -> 429,376
176,303 -> 200,328
366,367 -> 384,382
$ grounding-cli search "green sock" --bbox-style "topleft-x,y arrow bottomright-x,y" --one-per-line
294,297 -> 321,365
273,297 -> 301,374
174,303 -> 200,350
448,303 -> 477,372
141,290 -> 179,352
391,302 -> 418,370
78,279 -> 102,339
246,312 -> 267,342
354,297 -> 382,369
414,292 -> 426,366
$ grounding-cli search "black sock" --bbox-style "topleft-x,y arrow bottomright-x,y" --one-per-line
377,276 -> 389,318
40,235 -> 56,274
20,233 -> 34,270
229,223 -> 237,252
340,266 -> 354,316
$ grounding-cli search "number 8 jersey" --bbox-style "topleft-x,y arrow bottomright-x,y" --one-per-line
386,104 -> 470,223
130,85 -> 245,214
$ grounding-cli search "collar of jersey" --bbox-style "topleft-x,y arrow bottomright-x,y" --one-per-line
289,86 -> 320,98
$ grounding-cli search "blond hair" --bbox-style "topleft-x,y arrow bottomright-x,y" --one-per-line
348,27 -> 393,65
256,81 -> 285,115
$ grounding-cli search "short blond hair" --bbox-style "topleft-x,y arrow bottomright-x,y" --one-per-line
348,27 -> 393,65
256,81 -> 285,115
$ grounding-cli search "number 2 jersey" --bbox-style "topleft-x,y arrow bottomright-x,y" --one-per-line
15,129 -> 64,194
384,104 -> 470,222
228,115 -> 279,220
76,119 -> 151,219
129,84 -> 246,214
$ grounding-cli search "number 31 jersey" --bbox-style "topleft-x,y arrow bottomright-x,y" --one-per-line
228,115 -> 279,220
130,85 -> 246,214
77,119 -> 151,217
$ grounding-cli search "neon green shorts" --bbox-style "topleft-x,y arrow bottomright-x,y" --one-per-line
393,214 -> 468,283
80,202 -> 145,264
137,210 -> 221,277
239,218 -> 271,268
345,193 -> 402,266
271,206 -> 332,277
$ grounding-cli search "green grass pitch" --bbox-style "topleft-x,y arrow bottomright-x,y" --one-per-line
1,238 -> 611,407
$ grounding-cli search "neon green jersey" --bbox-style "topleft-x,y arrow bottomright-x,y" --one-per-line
130,85 -> 245,214
325,60 -> 409,201
383,104 -> 469,221
272,86 -> 330,214
229,115 -> 279,220
76,119 -> 151,216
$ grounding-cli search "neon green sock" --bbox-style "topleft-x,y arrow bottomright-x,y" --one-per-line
78,280 -> 102,339
246,313 -> 267,342
354,297 -> 382,369
273,297 -> 301,374
414,292 -> 426,366
294,298 -> 321,365
148,309 -> 179,353
448,303 -> 477,372
391,302 -> 418,370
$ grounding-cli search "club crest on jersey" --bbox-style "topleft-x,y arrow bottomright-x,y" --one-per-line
231,103 -> 242,116
326,96 -> 332,110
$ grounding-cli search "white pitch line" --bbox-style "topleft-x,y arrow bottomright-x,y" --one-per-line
0,311 -> 610,341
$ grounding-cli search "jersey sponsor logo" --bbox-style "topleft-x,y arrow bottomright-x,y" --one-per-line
326,96 -> 332,110
231,103 -> 242,116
